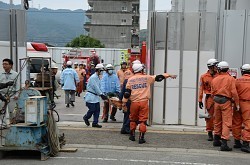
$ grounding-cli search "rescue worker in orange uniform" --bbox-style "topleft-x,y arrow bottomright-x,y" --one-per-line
232,74 -> 243,149
124,63 -> 177,144
235,64 -> 250,153
117,62 -> 133,90
211,61 -> 239,151
198,59 -> 219,141
75,63 -> 86,97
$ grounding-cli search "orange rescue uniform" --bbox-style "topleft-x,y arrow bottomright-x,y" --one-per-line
211,72 -> 239,140
199,71 -> 217,132
76,68 -> 86,94
126,73 -> 170,133
235,74 -> 250,142
117,69 -> 133,89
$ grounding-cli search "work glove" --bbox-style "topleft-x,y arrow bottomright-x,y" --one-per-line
155,75 -> 166,82
107,92 -> 115,98
199,102 -> 204,109
100,94 -> 108,100
0,81 -> 14,89
0,93 -> 7,102
6,81 -> 14,87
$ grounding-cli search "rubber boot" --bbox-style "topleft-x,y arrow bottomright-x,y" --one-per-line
220,139 -> 232,151
241,141 -> 250,153
213,135 -> 221,147
129,130 -> 135,141
233,139 -> 242,148
207,131 -> 213,141
139,132 -> 146,144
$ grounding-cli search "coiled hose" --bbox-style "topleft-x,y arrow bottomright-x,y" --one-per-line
47,110 -> 60,156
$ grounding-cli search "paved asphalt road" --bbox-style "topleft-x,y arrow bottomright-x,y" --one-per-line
1,146 -> 250,165
0,90 -> 250,164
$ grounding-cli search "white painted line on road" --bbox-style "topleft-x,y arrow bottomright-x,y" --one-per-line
53,156 -> 219,165
59,114 -> 84,116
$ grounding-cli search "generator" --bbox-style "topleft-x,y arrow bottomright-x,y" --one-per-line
0,90 -> 61,160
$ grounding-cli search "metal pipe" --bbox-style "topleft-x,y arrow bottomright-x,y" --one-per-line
178,11 -> 185,125
215,0 -> 222,59
9,9 -> 13,61
149,12 -> 156,125
15,10 -> 18,71
42,57 -> 44,88
49,57 -> 52,88
242,10 -> 248,65
147,0 -> 155,49
195,13 -> 202,126
162,13 -> 169,124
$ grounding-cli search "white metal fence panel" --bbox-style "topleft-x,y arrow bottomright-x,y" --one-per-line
245,11 -> 250,64
222,10 -> 245,68
165,50 -> 180,124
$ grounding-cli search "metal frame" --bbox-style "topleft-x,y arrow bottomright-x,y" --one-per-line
19,57 -> 53,89
177,11 -> 185,125
195,13 -> 202,126
148,12 -> 156,125
242,10 -> 248,64
162,13 -> 169,124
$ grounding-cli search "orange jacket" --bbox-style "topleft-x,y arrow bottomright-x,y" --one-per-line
198,71 -> 217,102
211,72 -> 239,106
117,68 -> 133,85
76,68 -> 86,81
236,74 -> 250,101
126,73 -> 170,102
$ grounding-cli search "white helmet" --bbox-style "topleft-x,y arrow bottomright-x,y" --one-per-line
207,59 -> 219,67
83,63 -> 87,66
132,60 -> 141,65
241,64 -> 250,72
106,64 -> 114,70
74,62 -> 78,65
217,61 -> 229,69
66,61 -> 72,66
51,62 -> 58,69
95,63 -> 104,70
132,63 -> 144,73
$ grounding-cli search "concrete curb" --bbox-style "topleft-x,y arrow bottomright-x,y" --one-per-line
64,144 -> 250,158
57,121 -> 206,133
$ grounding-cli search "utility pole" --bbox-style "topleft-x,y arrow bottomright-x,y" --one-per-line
9,0 -> 13,8
147,0 -> 155,44
147,0 -> 155,126
147,0 -> 155,22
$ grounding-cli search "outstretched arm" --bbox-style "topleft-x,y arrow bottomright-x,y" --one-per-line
155,73 -> 177,82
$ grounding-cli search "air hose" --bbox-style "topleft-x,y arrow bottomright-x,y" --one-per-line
47,110 -> 60,156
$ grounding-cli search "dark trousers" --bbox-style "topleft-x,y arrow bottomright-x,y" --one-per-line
65,90 -> 75,104
121,102 -> 130,132
84,102 -> 100,125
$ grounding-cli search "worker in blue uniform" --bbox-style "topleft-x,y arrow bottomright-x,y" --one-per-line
101,64 -> 120,122
60,61 -> 80,108
83,64 -> 108,128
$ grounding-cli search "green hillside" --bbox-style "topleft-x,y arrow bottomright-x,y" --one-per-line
0,1 -> 86,46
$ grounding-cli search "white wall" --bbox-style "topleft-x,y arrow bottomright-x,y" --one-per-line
48,47 -> 126,71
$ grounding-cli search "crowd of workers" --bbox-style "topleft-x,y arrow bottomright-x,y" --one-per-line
60,59 -> 177,143
199,59 -> 250,153
0,56 -> 249,151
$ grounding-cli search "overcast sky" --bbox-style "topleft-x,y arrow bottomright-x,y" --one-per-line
1,0 -> 172,29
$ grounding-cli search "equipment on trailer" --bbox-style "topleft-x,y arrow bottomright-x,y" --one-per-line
0,58 -> 65,160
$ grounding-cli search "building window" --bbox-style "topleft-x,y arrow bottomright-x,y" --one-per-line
121,19 -> 126,23
121,6 -> 127,11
